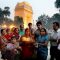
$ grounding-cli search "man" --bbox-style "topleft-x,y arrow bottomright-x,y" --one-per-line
34,21 -> 43,60
34,21 -> 43,40
19,24 -> 25,37
28,23 -> 35,35
50,22 -> 60,60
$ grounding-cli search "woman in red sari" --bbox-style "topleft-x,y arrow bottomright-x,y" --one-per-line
20,28 -> 35,60
4,28 -> 13,42
13,28 -> 20,40
0,29 -> 7,47
0,29 -> 7,60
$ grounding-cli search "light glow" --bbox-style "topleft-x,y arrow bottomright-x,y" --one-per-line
2,25 -> 7,28
9,25 -> 15,29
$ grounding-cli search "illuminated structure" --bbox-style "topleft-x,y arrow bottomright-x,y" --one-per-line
15,1 -> 33,28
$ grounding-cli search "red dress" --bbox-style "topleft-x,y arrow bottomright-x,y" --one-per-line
21,36 -> 34,59
4,33 -> 13,41
22,44 -> 33,58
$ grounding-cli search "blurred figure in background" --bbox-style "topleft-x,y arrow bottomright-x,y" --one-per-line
19,24 -> 25,37
28,23 -> 35,35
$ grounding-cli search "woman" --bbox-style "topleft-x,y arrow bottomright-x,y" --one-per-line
20,28 -> 35,60
13,28 -> 19,40
4,28 -> 13,41
36,28 -> 49,60
0,29 -> 7,49
0,29 -> 7,60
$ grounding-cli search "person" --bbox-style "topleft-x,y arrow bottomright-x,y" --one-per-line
0,29 -> 7,60
34,21 -> 43,60
50,22 -> 60,60
5,36 -> 21,60
19,24 -> 25,37
20,28 -> 35,60
13,28 -> 20,40
0,29 -> 7,48
55,22 -> 60,60
4,28 -> 13,41
34,21 -> 43,39
57,36 -> 60,60
28,23 -> 35,35
35,28 -> 49,60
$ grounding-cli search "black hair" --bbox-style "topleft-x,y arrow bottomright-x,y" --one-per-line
40,28 -> 47,35
28,23 -> 32,26
53,22 -> 60,28
1,29 -> 5,34
36,21 -> 42,26
11,35 -> 17,40
20,24 -> 24,27
25,28 -> 29,32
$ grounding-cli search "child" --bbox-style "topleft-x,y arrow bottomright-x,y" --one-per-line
6,36 -> 22,60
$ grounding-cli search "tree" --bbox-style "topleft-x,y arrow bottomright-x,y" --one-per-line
55,0 -> 60,8
55,0 -> 60,12
52,13 -> 60,23
38,15 -> 50,29
3,7 -> 10,17
0,8 -> 4,18
0,8 -> 4,24
0,7 -> 12,26
14,16 -> 23,27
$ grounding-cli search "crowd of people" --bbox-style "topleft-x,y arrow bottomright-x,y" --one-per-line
0,21 -> 60,60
